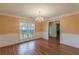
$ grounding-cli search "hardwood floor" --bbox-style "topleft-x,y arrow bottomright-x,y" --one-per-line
0,37 -> 79,55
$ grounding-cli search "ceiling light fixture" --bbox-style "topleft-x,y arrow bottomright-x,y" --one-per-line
35,10 -> 44,22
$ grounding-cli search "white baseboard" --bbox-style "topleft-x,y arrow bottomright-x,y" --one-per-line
34,32 -> 44,39
43,32 -> 49,40
0,32 -> 49,47
60,33 -> 79,48
34,32 -> 48,40
0,33 -> 28,47
0,33 -> 40,47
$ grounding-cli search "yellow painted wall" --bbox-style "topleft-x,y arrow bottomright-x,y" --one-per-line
0,15 -> 45,34
0,15 -> 19,34
61,13 -> 79,34
35,22 -> 44,32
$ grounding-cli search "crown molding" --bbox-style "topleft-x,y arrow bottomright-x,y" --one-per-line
0,13 -> 27,19
48,11 -> 79,22
0,11 -> 79,22
60,11 -> 79,17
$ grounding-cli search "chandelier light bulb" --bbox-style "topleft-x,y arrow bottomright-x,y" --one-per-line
35,10 -> 44,22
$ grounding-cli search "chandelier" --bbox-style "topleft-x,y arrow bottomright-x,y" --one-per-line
35,11 -> 44,22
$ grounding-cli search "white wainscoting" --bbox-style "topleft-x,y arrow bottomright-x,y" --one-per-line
60,33 -> 79,48
43,32 -> 49,40
0,33 -> 29,47
34,32 -> 48,40
34,32 -> 43,39
0,32 -> 49,47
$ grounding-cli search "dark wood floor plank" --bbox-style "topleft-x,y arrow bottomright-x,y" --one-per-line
0,37 -> 79,55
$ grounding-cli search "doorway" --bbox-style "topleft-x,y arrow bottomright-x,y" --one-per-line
48,22 -> 56,38
56,23 -> 60,39
48,21 -> 60,40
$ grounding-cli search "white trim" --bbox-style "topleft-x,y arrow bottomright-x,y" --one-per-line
0,13 -> 19,18
48,11 -> 79,22
48,21 -> 58,37
0,33 -> 36,47
0,32 -> 48,47
60,33 -> 79,48
0,11 -> 79,22
0,33 -> 21,47
0,13 -> 26,19
34,32 -> 44,39
60,11 -> 79,17
34,32 -> 49,40
0,13 -> 35,23
43,32 -> 49,40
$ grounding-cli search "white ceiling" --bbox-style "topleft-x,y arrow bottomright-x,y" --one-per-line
0,3 -> 79,18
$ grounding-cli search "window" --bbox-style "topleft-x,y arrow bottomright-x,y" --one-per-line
20,23 -> 35,39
